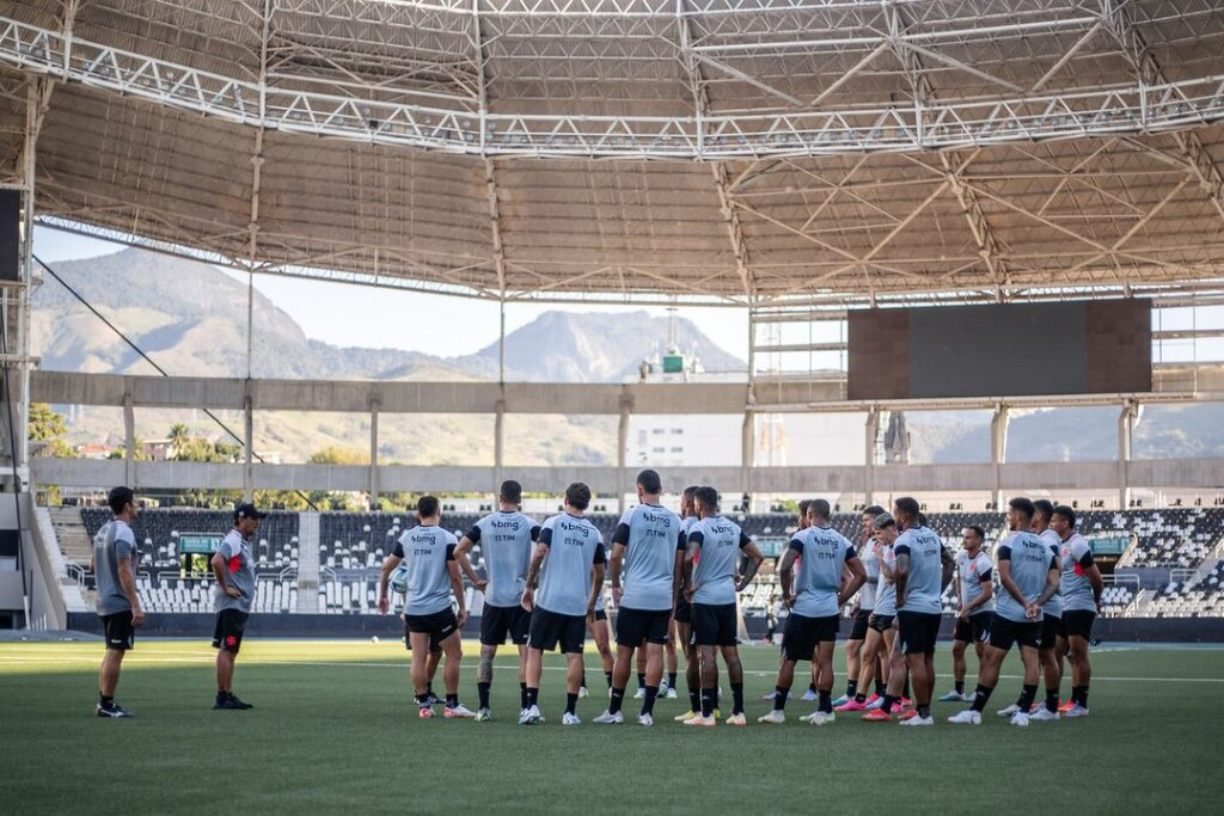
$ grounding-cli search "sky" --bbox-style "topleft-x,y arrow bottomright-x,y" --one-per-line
34,227 -> 751,362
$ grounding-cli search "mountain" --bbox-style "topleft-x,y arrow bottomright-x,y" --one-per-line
31,247 -> 742,464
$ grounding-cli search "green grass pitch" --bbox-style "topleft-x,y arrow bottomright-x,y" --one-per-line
2,639 -> 1222,814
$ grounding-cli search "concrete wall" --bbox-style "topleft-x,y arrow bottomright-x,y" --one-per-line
0,494 -> 66,629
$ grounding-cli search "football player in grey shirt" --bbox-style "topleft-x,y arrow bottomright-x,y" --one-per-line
93,486 -> 144,717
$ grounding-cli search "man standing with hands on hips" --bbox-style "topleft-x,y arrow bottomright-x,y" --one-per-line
211,503 -> 263,710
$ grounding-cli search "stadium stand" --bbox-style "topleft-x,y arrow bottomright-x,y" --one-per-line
1146,561 -> 1224,618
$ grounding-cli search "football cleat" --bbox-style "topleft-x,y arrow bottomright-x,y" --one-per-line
830,694 -> 849,707
1030,707 -> 1060,722
518,705 -> 542,726
862,709 -> 891,722
1063,704 -> 1090,719
664,688 -> 679,700
835,699 -> 867,713
938,690 -> 967,702
96,703 -> 133,718
900,715 -> 934,727
674,710 -> 698,722
475,708 -> 492,722
801,689 -> 819,702
947,710 -> 982,725
444,704 -> 476,719
725,713 -> 747,727
1009,711 -> 1030,727
683,715 -> 717,728
638,713 -> 654,727
997,704 -> 1021,718
1058,700 -> 1076,713
864,695 -> 886,711
562,712 -> 581,726
898,709 -> 919,721
807,711 -> 835,726
418,706 -> 435,719
578,686 -> 589,699
593,710 -> 624,725
633,688 -> 646,700
757,710 -> 786,725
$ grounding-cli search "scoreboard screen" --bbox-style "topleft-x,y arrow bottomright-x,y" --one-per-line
847,298 -> 1151,400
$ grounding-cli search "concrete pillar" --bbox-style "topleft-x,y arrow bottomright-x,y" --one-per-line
1118,401 -> 1136,510
864,408 -> 880,506
617,398 -> 631,514
123,392 -> 135,488
368,399 -> 380,508
494,397 -> 505,494
741,411 -> 755,499
243,395 -> 254,503
990,404 -> 1010,508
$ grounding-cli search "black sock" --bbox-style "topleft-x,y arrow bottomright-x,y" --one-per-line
970,683 -> 994,713
1079,686 -> 1090,708
1046,689 -> 1060,713
918,704 -> 930,719
642,685 -> 659,716
819,689 -> 832,714
808,682 -> 818,694
477,682 -> 491,709
667,672 -> 677,689
217,690 -> 229,703
773,686 -> 789,712
100,694 -> 114,707
565,692 -> 578,715
445,693 -> 459,708
845,679 -> 858,698
903,678 -> 911,698
881,694 -> 898,714
414,693 -> 429,707
731,682 -> 744,715
854,692 -> 866,704
875,679 -> 886,696
581,671 -> 587,688
955,679 -> 965,695
700,687 -> 715,718
1071,685 -> 1082,706
609,688 -> 625,715
637,672 -> 646,690
1018,683 -> 1038,712
604,671 -> 613,688
689,689 -> 700,712
426,682 -> 434,697
520,682 -> 528,709
526,687 -> 539,708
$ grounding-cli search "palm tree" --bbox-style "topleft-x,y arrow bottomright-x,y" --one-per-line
169,423 -> 190,456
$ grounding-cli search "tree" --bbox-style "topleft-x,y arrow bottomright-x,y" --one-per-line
308,446 -> 370,466
28,402 -> 68,443
168,422 -> 190,453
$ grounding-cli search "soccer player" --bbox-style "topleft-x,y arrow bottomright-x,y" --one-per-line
93,486 -> 144,717
1004,498 -> 1065,720
1051,505 -> 1102,718
378,496 -> 473,719
583,582 -> 614,697
841,512 -> 897,714
833,505 -> 886,707
879,497 -> 943,726
674,485 -> 705,720
520,482 -> 606,726
454,480 -> 538,721
949,497 -> 1061,727
211,502 -> 263,710
760,499 -> 865,725
764,499 -> 812,703
596,469 -> 683,727
938,525 -> 995,702
682,486 -> 764,727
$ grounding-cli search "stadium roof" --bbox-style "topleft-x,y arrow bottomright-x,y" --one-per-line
3,0 -> 1224,306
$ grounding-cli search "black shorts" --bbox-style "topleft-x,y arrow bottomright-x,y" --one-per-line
100,611 -> 135,652
674,597 -> 692,624
212,609 -> 250,654
402,619 -> 444,654
868,613 -> 895,633
1040,614 -> 1061,650
897,611 -> 941,655
593,609 -> 607,623
616,606 -> 671,646
529,607 -> 586,654
691,602 -> 738,647
404,609 -> 459,651
781,613 -> 839,662
1058,610 -> 1097,640
990,615 -> 1040,652
849,608 -> 871,641
480,603 -> 531,647
953,612 -> 993,644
